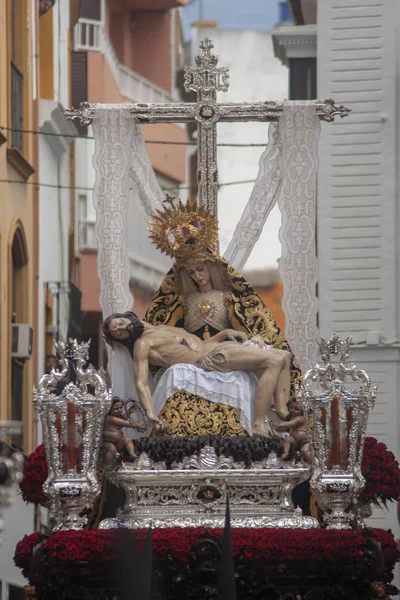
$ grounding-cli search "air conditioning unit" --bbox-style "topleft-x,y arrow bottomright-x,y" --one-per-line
11,324 -> 33,359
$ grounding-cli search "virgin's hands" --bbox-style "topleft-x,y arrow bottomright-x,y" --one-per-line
225,330 -> 248,343
248,335 -> 266,349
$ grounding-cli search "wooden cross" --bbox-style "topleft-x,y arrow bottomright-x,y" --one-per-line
66,38 -> 349,218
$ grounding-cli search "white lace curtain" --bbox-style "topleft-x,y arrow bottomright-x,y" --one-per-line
92,101 -> 320,391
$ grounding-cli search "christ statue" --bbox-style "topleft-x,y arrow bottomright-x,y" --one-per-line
103,311 -> 291,437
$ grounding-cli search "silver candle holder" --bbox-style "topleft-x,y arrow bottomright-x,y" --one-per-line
298,334 -> 377,530
33,340 -> 111,530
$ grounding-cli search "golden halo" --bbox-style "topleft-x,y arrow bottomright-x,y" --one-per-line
149,197 -> 219,263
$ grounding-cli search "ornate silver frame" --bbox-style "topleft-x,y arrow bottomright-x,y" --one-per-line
100,445 -> 318,530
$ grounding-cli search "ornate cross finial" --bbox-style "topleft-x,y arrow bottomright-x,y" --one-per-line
163,194 -> 177,207
318,332 -> 352,365
184,38 -> 230,99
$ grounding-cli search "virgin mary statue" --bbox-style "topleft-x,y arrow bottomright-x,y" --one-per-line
145,198 -> 302,437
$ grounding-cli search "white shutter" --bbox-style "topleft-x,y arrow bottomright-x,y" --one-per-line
317,0 -> 398,344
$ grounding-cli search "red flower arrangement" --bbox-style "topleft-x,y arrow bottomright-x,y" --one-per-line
19,444 -> 48,506
19,437 -> 400,509
14,527 -> 399,569
361,437 -> 400,506
14,532 -> 45,571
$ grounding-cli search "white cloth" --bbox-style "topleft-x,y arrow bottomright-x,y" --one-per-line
152,364 -> 258,435
278,102 -> 320,371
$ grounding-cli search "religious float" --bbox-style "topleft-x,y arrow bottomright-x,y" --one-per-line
10,40 -> 400,600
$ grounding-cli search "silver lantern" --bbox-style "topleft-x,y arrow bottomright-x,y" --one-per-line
298,334 -> 377,530
0,422 -> 24,541
33,340 -> 111,530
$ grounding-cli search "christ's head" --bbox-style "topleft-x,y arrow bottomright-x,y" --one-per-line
102,311 -> 144,349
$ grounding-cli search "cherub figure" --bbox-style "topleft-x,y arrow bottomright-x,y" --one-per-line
102,397 -> 143,466
273,399 -> 311,463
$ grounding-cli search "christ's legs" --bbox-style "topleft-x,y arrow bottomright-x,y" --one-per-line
222,345 -> 292,436
272,349 -> 292,416
252,352 -> 288,436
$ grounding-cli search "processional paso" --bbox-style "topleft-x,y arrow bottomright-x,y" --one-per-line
36,37 -> 375,532
11,37 -> 399,600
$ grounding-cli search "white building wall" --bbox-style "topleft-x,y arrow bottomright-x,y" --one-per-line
317,0 -> 400,538
190,27 -> 288,270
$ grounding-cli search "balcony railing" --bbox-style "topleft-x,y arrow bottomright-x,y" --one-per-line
79,219 -> 97,250
74,19 -> 175,104
74,18 -> 103,51
11,63 -> 23,153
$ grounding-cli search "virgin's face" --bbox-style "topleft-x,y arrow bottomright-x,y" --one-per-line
186,263 -> 212,292
108,317 -> 134,340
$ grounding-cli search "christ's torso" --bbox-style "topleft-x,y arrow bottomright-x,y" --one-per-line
141,325 -> 219,368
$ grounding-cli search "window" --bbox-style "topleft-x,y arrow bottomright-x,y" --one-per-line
10,227 -> 28,449
10,0 -> 25,153
289,58 -> 317,101
79,0 -> 102,21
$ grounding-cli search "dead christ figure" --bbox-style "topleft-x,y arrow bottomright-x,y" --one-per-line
103,312 -> 292,437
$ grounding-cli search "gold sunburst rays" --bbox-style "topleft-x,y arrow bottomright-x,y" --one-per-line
148,197 -> 219,263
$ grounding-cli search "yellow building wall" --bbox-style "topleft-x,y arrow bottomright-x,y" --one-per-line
0,0 -> 38,452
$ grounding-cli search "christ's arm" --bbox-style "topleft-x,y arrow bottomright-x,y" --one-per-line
133,339 -> 161,425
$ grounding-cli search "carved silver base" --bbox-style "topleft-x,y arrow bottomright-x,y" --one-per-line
100,510 -> 318,530
99,446 -> 318,530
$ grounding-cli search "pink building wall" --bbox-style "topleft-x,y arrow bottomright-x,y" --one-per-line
107,6 -> 172,92
87,52 -> 186,183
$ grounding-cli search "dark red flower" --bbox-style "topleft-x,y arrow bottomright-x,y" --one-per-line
13,528 -> 397,567
361,437 -> 400,505
19,445 -> 48,506
14,532 -> 44,570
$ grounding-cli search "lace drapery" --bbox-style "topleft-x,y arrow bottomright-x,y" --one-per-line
127,121 -> 164,217
223,123 -> 282,272
92,106 -> 134,319
92,104 -> 165,322
92,106 -> 164,401
224,102 -> 320,371
278,102 -> 320,372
